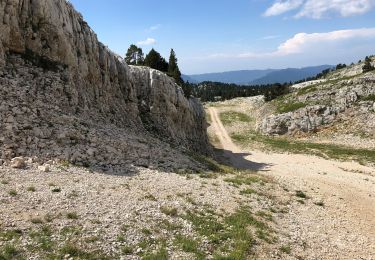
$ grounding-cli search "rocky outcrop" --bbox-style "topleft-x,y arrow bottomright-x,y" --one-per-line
0,0 -> 209,169
261,75 -> 375,135
261,106 -> 341,135
130,66 -> 208,151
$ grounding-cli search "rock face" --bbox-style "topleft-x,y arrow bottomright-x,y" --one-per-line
261,75 -> 375,135
130,66 -> 207,152
0,0 -> 209,169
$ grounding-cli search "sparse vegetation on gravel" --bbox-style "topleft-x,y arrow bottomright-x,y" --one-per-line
231,130 -> 375,164
0,158 -> 281,259
220,111 -> 253,126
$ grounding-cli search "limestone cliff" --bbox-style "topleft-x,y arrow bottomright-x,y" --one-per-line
0,0 -> 209,169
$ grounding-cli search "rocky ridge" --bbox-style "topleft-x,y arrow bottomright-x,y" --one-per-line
0,0 -> 209,170
260,58 -> 375,137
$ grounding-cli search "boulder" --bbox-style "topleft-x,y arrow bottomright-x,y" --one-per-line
10,157 -> 26,169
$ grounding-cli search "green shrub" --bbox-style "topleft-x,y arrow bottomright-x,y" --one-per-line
219,111 -> 253,126
361,94 -> 375,101
277,101 -> 306,114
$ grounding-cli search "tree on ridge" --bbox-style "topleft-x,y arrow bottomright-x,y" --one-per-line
168,49 -> 182,84
125,44 -> 144,65
144,48 -> 168,72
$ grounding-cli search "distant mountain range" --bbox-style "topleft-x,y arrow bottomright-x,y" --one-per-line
183,65 -> 334,85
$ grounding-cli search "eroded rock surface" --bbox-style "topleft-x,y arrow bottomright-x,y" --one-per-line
0,0 -> 209,170
261,74 -> 375,135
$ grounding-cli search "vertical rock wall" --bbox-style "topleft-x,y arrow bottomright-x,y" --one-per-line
0,0 -> 209,163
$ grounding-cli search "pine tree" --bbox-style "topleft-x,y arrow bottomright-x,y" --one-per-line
125,44 -> 144,65
144,49 -> 168,72
167,49 -> 182,84
363,56 -> 374,73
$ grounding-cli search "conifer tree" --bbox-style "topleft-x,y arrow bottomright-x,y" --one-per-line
144,49 -> 168,72
363,56 -> 375,73
125,44 -> 144,65
168,49 -> 182,84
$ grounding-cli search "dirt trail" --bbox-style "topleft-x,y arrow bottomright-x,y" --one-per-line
208,107 -> 375,259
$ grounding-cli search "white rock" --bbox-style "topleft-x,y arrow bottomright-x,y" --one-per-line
10,157 -> 26,169
38,165 -> 50,172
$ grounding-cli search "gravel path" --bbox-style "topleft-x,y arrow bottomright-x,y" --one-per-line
208,106 -> 375,259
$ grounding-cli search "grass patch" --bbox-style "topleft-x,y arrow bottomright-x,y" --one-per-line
240,188 -> 257,195
144,194 -> 157,201
276,101 -> 306,114
121,224 -> 130,232
280,245 -> 291,254
142,246 -> 168,260
231,131 -> 375,164
361,94 -> 375,101
117,235 -> 125,242
1,180 -> 9,185
0,229 -> 23,241
296,85 -> 318,96
61,226 -> 81,237
59,243 -> 107,259
29,225 -> 54,252
66,212 -> 79,220
8,190 -> 17,197
184,210 -> 224,239
184,207 -> 273,259
27,186 -> 36,192
121,245 -> 133,254
174,235 -> 204,258
256,211 -> 273,222
295,191 -> 307,199
224,173 -> 262,187
141,228 -> 152,235
160,206 -> 178,217
219,111 -> 253,126
44,214 -> 54,223
159,220 -> 182,231
30,218 -> 44,224
0,244 -> 22,259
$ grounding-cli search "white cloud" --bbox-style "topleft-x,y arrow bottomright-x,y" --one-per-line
203,28 -> 375,59
276,28 -> 375,55
296,0 -> 375,19
264,0 -> 375,18
263,0 -> 304,16
146,24 -> 161,32
137,38 -> 156,46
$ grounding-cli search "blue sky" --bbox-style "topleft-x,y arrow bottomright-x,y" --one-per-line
69,0 -> 375,74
